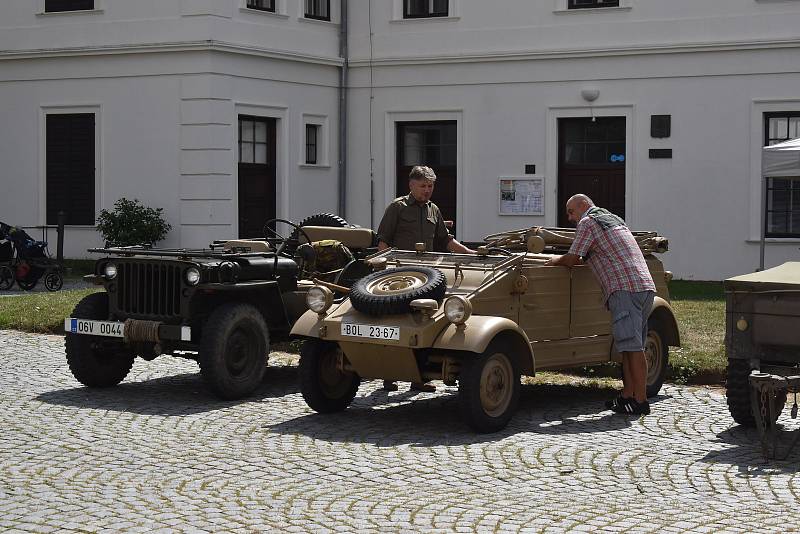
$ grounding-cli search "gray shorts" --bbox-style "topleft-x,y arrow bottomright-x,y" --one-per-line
608,290 -> 655,353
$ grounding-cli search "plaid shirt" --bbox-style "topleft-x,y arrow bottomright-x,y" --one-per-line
569,213 -> 655,302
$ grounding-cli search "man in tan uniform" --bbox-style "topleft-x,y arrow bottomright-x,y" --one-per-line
377,165 -> 473,254
377,166 -> 474,392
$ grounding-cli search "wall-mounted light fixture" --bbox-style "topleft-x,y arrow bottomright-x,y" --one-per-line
581,88 -> 600,122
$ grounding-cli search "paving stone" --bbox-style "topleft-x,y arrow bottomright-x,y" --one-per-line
1,330 -> 800,532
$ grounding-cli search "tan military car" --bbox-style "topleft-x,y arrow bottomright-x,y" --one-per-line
291,227 -> 680,433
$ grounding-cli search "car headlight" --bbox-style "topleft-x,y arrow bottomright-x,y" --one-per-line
185,267 -> 201,286
306,285 -> 334,314
444,295 -> 472,325
103,263 -> 118,280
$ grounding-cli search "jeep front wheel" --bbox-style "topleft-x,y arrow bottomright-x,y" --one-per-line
65,292 -> 135,387
198,303 -> 269,400
458,343 -> 520,433
298,340 -> 360,413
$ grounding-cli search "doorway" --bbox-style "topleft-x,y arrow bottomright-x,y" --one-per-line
396,121 -> 457,235
237,116 -> 276,238
557,117 -> 626,227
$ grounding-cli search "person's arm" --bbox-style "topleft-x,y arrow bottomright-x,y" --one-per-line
378,240 -> 390,251
447,238 -> 475,254
545,253 -> 582,267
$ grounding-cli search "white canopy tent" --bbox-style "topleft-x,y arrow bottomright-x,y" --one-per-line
760,138 -> 800,270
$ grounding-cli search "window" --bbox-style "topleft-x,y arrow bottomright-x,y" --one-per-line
568,0 -> 619,8
305,124 -> 320,165
404,0 -> 448,18
45,0 -> 94,12
304,0 -> 330,21
246,0 -> 275,11
46,114 -> 95,225
764,112 -> 800,237
239,117 -> 269,164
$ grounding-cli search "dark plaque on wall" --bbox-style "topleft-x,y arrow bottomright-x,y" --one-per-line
649,149 -> 673,159
650,115 -> 671,138
524,164 -> 536,174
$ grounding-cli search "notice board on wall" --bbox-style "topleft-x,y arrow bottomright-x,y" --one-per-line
498,177 -> 545,216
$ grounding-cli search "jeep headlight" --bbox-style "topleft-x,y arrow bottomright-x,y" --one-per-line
306,285 -> 334,314
185,267 -> 201,286
103,263 -> 117,280
444,295 -> 472,325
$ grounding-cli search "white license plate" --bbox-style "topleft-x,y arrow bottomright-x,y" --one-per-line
341,323 -> 400,341
65,318 -> 124,338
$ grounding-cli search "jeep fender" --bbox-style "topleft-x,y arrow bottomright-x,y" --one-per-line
650,296 -> 681,347
433,316 -> 535,375
290,309 -> 325,338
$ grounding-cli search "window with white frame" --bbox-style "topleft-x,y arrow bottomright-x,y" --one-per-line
404,0 -> 448,18
45,0 -> 94,12
764,112 -> 800,237
568,0 -> 619,8
304,0 -> 330,21
246,0 -> 275,12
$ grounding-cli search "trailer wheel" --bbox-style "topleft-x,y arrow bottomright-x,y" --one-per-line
726,358 -> 786,427
65,292 -> 135,387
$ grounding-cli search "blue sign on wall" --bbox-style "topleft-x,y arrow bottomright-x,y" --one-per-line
610,154 -> 625,163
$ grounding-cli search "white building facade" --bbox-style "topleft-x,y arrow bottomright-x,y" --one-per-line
2,0 -> 800,279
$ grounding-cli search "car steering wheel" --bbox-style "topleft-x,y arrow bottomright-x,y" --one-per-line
262,218 -> 312,258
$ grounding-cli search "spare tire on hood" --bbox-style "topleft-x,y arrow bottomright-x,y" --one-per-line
349,266 -> 447,316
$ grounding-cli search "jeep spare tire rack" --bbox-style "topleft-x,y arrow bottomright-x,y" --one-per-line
349,266 -> 448,315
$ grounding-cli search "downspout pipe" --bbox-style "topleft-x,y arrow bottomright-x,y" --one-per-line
337,0 -> 348,218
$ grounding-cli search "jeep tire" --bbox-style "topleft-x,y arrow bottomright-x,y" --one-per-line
299,339 -> 360,413
65,292 -> 135,387
458,342 -> 521,433
199,303 -> 269,400
645,317 -> 670,398
349,266 -> 447,315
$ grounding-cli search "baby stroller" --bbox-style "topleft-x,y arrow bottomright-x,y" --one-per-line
0,222 -> 63,291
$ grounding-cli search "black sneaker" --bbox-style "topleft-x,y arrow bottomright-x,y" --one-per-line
611,397 -> 651,415
605,394 -> 627,410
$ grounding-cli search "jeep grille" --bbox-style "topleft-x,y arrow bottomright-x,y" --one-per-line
116,262 -> 183,319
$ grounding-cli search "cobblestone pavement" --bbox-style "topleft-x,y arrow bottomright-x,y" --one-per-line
2,330 -> 799,533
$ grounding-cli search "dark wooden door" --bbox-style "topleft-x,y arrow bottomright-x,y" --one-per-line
557,117 -> 626,227
46,113 -> 95,225
238,116 -> 276,238
396,121 -> 457,236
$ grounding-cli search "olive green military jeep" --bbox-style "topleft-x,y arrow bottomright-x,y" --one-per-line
64,215 -> 376,400
291,227 -> 681,433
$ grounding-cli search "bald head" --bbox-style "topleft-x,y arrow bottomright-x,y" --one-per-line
566,194 -> 594,224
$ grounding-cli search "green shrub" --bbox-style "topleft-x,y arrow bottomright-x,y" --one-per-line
96,198 -> 172,247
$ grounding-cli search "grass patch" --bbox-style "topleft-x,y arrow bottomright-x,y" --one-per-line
0,288 -> 101,334
0,280 -> 728,386
62,258 -> 96,280
668,280 -> 726,384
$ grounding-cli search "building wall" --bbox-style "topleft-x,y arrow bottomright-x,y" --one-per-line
343,0 -> 800,280
0,0 -> 343,257
2,0 -> 800,278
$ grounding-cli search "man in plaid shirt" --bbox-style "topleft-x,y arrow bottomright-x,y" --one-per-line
545,194 -> 656,415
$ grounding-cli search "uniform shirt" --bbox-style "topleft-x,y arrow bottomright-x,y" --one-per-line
377,194 -> 452,252
568,212 -> 656,302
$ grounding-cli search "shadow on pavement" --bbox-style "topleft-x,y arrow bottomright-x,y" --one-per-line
265,383 -> 651,446
700,424 -> 800,475
36,365 -> 300,416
